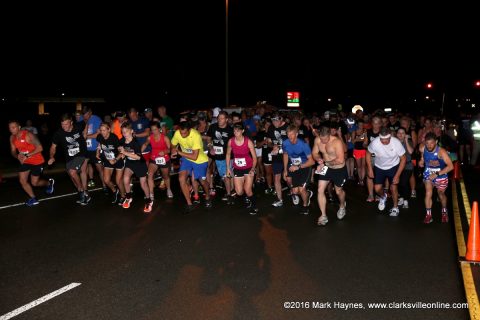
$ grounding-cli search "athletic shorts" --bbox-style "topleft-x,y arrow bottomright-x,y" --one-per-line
66,157 -> 87,173
255,148 -> 262,158
179,158 -> 208,180
103,158 -> 125,170
125,161 -> 148,178
374,164 -> 399,185
149,159 -> 171,169
215,159 -> 232,178
425,176 -> 449,191
233,167 -> 253,177
288,166 -> 312,188
272,161 -> 284,175
19,163 -> 44,176
87,151 -> 102,165
316,165 -> 348,188
353,149 -> 366,159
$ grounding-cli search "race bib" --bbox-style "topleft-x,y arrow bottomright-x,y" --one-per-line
137,123 -> 143,130
155,157 -> 166,165
291,157 -> 302,166
235,158 -> 247,167
214,146 -> 223,155
127,156 -> 136,161
86,139 -> 92,148
427,168 -> 440,174
184,148 -> 193,154
316,166 -> 328,176
268,153 -> 272,162
104,151 -> 115,160
68,147 -> 80,156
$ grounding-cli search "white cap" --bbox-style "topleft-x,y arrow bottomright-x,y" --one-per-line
213,107 -> 222,117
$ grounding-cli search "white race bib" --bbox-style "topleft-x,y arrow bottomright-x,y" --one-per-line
234,158 -> 247,167
214,146 -> 223,155
316,166 -> 328,176
268,153 -> 272,162
184,148 -> 193,154
86,139 -> 92,148
427,168 -> 440,174
68,147 -> 80,157
291,157 -> 302,166
104,151 -> 115,160
155,157 -> 166,165
137,123 -> 143,130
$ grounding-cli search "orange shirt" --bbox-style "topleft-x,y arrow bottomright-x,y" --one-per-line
12,130 -> 44,165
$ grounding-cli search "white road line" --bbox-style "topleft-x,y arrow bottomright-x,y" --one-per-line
0,282 -> 81,320
0,188 -> 102,210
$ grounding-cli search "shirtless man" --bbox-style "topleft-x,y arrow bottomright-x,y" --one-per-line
312,126 -> 348,226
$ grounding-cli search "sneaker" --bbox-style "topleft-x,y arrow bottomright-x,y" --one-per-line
144,199 -> 153,213
46,178 -> 55,195
103,186 -> 109,195
167,189 -> 174,199
76,192 -> 85,204
193,194 -> 200,204
292,194 -> 300,205
366,195 -> 375,203
184,204 -> 196,214
403,200 -> 409,209
87,179 -> 95,188
227,195 -> 235,205
389,207 -> 400,217
221,194 -> 229,201
122,197 -> 132,209
112,188 -> 120,204
25,197 -> 39,206
81,193 -> 91,206
272,199 -> 283,207
249,207 -> 259,216
317,215 -> 329,226
300,206 -> 309,215
306,190 -> 313,207
398,197 -> 404,207
337,203 -> 346,220
117,197 -> 125,206
159,180 -> 166,190
424,213 -> 433,224
442,213 -> 449,223
210,188 -> 216,197
205,200 -> 212,208
411,190 -> 417,198
378,195 -> 387,211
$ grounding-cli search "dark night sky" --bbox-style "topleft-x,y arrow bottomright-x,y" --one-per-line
1,2 -> 479,109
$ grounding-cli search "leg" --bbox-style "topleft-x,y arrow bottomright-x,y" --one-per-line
179,171 -> 192,205
19,171 -> 35,198
115,169 -> 126,196
424,181 -> 433,209
103,168 -> 116,192
80,159 -> 89,191
30,175 -> 48,188
233,176 -> 245,196
274,173 -> 283,201
95,163 -> 106,187
139,176 -> 150,198
317,180 -> 329,217
147,163 -> 158,198
334,185 -> 346,208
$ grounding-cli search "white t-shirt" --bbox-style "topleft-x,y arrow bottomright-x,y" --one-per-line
368,137 -> 405,170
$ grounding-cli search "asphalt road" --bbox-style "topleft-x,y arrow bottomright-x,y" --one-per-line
0,173 -> 469,320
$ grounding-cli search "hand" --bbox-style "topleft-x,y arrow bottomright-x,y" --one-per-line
226,169 -> 232,178
283,170 -> 288,180
48,158 -> 55,166
96,154 -> 101,160
288,165 -> 297,173
428,173 -> 437,181
118,146 -> 125,154
109,159 -> 116,165
158,151 -> 165,156
18,153 -> 26,163
271,145 -> 279,155
392,175 -> 400,184
249,169 -> 255,176
418,159 -> 424,168
368,168 -> 374,179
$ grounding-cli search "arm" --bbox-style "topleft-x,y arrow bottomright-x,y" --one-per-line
10,136 -> 21,162
300,154 -> 315,169
404,138 -> 414,154
283,152 -> 289,179
311,137 -> 322,163
438,148 -> 454,176
135,128 -> 151,139
418,144 -> 425,168
141,138 -> 150,153
163,136 -> 171,155
366,151 -> 374,178
393,154 -> 406,184
225,140 -> 232,177
248,139 -> 257,175
48,143 -> 57,165
411,131 -> 418,148
25,132 -> 43,157
178,149 -> 200,161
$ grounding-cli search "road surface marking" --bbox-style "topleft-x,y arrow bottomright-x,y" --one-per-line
0,282 -> 81,320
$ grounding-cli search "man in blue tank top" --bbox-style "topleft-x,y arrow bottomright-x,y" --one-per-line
419,132 -> 454,224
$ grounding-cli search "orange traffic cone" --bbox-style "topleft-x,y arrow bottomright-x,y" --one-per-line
466,202 -> 480,262
453,161 -> 462,180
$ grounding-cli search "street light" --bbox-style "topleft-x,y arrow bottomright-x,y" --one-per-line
425,82 -> 445,115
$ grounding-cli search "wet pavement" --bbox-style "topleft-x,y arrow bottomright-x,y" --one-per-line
0,171 -> 471,320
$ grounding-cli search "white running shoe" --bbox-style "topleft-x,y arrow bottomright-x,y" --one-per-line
337,202 -> 346,220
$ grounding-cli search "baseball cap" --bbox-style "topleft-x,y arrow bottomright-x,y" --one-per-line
144,107 -> 152,113
212,107 -> 221,118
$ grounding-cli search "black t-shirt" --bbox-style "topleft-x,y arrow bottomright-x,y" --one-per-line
366,129 -> 380,144
207,123 -> 233,160
388,121 -> 400,132
120,137 -> 144,163
52,126 -> 87,161
96,134 -> 120,162
268,123 -> 288,162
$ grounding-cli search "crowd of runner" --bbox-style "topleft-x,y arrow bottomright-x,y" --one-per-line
8,103 -> 480,225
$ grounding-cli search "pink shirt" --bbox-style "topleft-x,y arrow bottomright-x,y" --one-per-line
230,136 -> 253,170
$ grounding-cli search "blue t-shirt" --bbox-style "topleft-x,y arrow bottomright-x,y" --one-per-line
86,115 -> 102,151
130,117 -> 150,146
244,118 -> 257,135
282,139 -> 311,166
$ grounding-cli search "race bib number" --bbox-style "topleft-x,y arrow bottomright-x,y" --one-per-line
214,146 -> 223,155
235,158 -> 247,167
86,139 -> 92,148
427,168 -> 440,174
291,157 -> 302,166
268,153 -> 272,162
183,148 -> 193,154
68,147 -> 80,157
137,123 -> 143,130
104,151 -> 115,160
316,166 -> 328,176
155,157 -> 166,165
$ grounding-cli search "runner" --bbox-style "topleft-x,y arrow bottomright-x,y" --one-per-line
225,122 -> 258,215
48,113 -> 90,205
96,122 -> 125,204
82,106 -> 105,192
142,121 -> 173,200
312,126 -> 348,226
282,124 -> 315,215
419,132 -> 454,224
119,122 -> 152,213
267,113 -> 289,207
171,121 -> 212,213
9,120 -> 54,206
